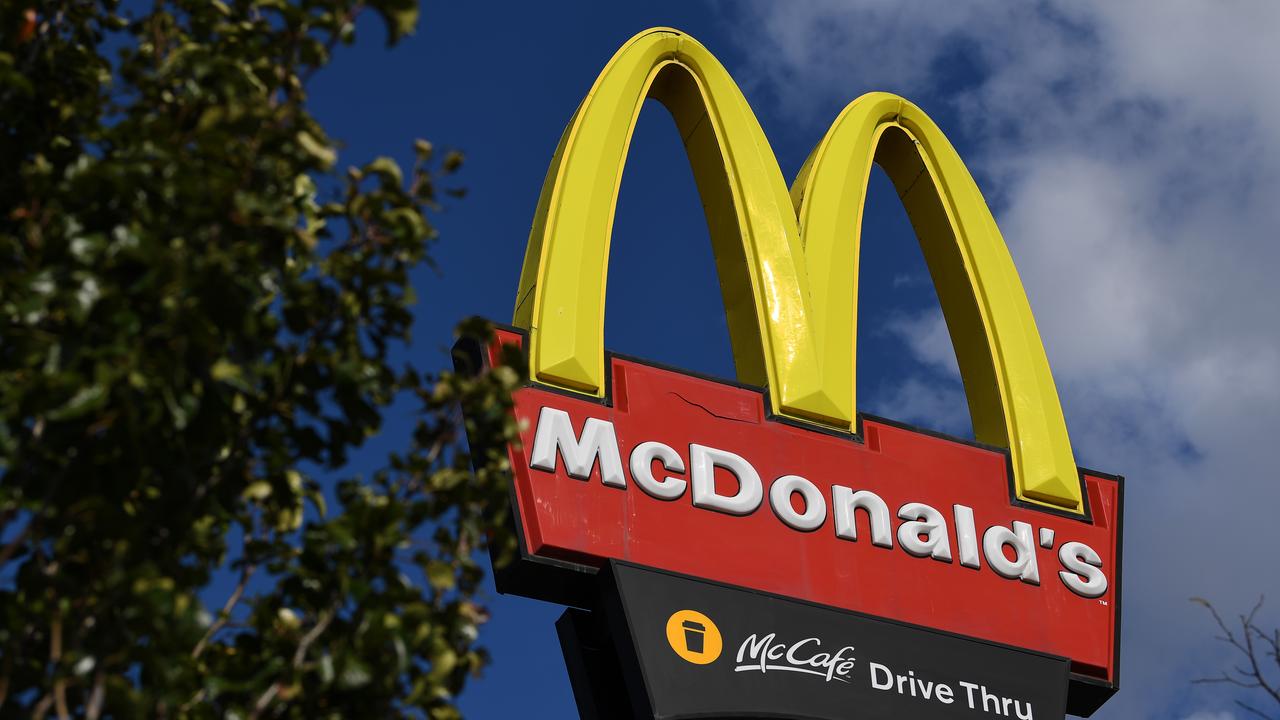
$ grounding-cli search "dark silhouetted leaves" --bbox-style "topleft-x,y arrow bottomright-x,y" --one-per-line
0,2 -> 519,717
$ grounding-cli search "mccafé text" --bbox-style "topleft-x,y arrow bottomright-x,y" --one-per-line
528,406 -> 1109,599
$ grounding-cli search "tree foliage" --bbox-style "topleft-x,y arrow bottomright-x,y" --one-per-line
0,1 -> 521,716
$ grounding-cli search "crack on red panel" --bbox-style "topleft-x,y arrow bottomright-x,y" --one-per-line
667,391 -> 754,424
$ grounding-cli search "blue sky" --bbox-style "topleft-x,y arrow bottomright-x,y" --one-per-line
304,3 -> 1280,718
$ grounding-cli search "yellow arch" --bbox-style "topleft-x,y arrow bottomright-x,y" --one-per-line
793,93 -> 1081,511
512,27 -> 844,426
512,29 -> 1083,513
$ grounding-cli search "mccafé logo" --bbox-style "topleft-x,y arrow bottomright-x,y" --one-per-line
663,607 -> 860,686
461,27 -> 1122,715
734,631 -> 857,684
530,406 -> 1109,598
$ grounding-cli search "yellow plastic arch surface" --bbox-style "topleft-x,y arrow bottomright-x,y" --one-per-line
513,29 -> 1083,513
512,28 -> 843,426
794,94 -> 1081,512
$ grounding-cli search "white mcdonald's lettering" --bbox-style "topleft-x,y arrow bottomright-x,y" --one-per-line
528,407 -> 626,488
528,406 -> 1110,599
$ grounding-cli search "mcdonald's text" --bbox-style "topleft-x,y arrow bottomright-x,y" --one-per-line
529,405 -> 1109,599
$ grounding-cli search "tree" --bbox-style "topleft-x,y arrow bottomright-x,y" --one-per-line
1193,597 -> 1280,719
0,2 -> 522,716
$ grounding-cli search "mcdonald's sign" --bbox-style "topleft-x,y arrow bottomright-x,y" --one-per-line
458,27 -> 1121,717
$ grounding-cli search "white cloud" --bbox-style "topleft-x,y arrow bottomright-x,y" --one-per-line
866,375 -> 969,439
727,2 -> 1280,718
885,308 -> 958,379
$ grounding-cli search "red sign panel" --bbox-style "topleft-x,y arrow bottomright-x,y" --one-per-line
476,328 -> 1121,705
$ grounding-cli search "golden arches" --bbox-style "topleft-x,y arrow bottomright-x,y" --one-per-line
512,28 -> 1083,513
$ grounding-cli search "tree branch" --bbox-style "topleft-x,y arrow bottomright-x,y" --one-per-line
1193,596 -> 1280,718
192,560 -> 257,660
291,606 -> 336,669
247,604 -> 338,719
50,612 -> 69,720
31,692 -> 53,719
1234,698 -> 1277,720
85,669 -> 105,720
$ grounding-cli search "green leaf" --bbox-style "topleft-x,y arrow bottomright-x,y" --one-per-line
243,481 -> 272,501
297,130 -> 337,169
210,358 -> 243,382
339,659 -> 372,689
372,1 -> 420,43
426,561 -> 455,591
366,156 -> 404,186
277,607 -> 301,629
47,385 -> 108,421
307,488 -> 328,518
319,653 -> 335,685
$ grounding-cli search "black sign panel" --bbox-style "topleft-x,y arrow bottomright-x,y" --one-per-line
590,561 -> 1070,720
